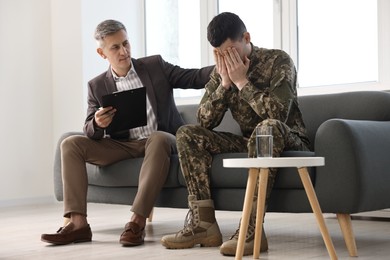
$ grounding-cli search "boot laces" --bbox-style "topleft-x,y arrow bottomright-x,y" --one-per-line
230,222 -> 255,242
176,208 -> 195,236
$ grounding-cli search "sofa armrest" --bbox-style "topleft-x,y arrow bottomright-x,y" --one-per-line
314,119 -> 390,213
53,131 -> 85,201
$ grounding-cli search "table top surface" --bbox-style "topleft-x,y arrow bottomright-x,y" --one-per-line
223,157 -> 325,168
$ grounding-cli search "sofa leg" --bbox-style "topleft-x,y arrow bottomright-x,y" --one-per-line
148,208 -> 154,222
336,213 -> 358,257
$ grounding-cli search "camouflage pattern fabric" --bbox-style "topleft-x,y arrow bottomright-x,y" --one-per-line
177,45 -> 310,201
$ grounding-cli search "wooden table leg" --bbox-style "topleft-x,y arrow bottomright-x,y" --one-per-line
235,168 -> 259,260
253,168 -> 269,259
298,167 -> 338,260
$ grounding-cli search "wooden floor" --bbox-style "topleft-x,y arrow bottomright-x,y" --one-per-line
0,202 -> 389,259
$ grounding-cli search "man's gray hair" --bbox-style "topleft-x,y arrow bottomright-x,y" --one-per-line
94,19 -> 127,47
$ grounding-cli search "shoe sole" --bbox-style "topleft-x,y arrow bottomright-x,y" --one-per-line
220,246 -> 253,256
120,240 -> 144,247
161,235 -> 222,249
41,237 -> 92,245
220,241 -> 268,256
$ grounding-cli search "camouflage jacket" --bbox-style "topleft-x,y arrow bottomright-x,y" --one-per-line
197,44 -> 309,144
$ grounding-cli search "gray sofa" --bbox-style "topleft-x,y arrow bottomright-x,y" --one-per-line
54,90 -> 390,256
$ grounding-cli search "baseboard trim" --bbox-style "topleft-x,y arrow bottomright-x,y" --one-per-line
0,196 -> 56,208
351,215 -> 390,222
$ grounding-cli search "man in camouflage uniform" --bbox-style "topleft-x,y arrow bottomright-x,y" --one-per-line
161,12 -> 310,256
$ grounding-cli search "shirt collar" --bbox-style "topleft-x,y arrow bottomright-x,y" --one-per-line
111,61 -> 136,82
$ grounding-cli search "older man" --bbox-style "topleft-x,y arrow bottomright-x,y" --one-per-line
41,19 -> 212,247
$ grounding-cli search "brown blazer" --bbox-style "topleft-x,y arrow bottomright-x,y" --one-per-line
83,55 -> 213,140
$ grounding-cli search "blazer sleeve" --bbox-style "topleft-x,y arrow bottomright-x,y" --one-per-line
145,55 -> 214,90
83,70 -> 116,139
83,81 -> 105,139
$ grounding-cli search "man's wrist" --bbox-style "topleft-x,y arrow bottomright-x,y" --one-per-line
93,118 -> 104,129
235,79 -> 249,90
221,79 -> 232,90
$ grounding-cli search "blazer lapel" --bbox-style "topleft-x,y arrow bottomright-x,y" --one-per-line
132,59 -> 158,116
104,67 -> 117,94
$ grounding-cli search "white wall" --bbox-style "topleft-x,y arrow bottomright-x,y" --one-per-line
51,0 -> 85,143
0,0 -> 89,206
0,0 -> 54,205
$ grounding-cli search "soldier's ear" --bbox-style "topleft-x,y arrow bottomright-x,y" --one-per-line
243,32 -> 251,44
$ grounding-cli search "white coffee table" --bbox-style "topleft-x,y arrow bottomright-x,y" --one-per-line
223,157 -> 337,260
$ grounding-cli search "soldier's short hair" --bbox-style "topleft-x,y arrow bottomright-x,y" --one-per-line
207,12 -> 247,47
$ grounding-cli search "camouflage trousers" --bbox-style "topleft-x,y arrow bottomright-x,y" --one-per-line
176,118 -> 310,202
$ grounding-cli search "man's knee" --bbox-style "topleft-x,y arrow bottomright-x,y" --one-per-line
148,131 -> 167,142
176,124 -> 208,143
257,119 -> 286,136
60,135 -> 86,152
258,119 -> 280,128
146,131 -> 175,152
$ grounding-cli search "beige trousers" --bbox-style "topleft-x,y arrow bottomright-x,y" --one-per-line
60,131 -> 176,218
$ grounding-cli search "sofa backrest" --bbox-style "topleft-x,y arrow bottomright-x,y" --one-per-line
298,91 -> 390,150
178,104 -> 242,135
178,91 -> 390,150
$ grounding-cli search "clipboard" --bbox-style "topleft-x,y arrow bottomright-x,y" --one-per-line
102,87 -> 147,134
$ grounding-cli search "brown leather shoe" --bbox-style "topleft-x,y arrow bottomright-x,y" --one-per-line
120,222 -> 145,246
41,223 -> 92,245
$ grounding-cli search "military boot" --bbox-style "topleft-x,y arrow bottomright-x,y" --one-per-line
161,195 -> 222,249
220,205 -> 268,256
219,223 -> 268,256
